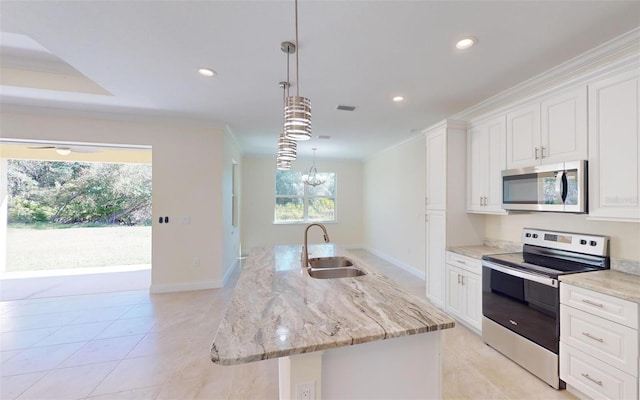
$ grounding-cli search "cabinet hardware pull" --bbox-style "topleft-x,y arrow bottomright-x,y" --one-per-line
459,260 -> 466,265
457,274 -> 461,284
461,276 -> 464,285
484,196 -> 488,206
582,332 -> 604,343
535,147 -> 540,160
509,319 -> 518,326
425,197 -> 429,205
582,299 -> 604,308
540,146 -> 546,158
581,373 -> 603,386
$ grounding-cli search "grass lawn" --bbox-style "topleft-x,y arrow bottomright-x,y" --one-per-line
6,225 -> 151,272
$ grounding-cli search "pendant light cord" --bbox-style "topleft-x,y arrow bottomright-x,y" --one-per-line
295,0 -> 300,97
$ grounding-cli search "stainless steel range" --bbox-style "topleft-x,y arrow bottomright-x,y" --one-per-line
481,228 -> 609,389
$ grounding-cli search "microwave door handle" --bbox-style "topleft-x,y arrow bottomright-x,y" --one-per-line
555,171 -> 565,204
561,171 -> 568,203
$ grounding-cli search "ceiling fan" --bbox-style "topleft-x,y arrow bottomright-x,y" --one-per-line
27,145 -> 100,155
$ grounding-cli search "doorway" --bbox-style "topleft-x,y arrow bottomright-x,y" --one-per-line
0,141 -> 152,300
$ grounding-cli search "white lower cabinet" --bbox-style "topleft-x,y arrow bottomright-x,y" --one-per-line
445,252 -> 482,333
560,283 -> 639,400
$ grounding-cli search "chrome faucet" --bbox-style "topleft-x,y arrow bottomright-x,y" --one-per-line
302,223 -> 330,267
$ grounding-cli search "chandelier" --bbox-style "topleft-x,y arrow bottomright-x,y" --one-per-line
283,0 -> 312,141
303,148 -> 325,187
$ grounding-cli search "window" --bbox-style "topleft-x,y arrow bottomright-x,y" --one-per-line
274,171 -> 336,223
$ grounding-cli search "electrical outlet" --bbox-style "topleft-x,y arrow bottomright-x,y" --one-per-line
296,381 -> 314,400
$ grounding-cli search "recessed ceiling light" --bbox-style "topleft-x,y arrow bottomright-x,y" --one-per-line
198,68 -> 216,77
456,37 -> 477,50
392,96 -> 404,103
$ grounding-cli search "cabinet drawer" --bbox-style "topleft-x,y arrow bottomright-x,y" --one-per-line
561,284 -> 638,329
560,342 -> 637,400
445,252 -> 480,274
561,305 -> 638,376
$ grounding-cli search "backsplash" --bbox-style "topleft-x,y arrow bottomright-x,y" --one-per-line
610,259 -> 640,276
483,238 -> 522,253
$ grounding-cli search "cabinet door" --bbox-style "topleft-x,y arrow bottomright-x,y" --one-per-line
506,103 -> 541,169
588,69 -> 640,222
445,265 -> 463,319
426,128 -> 446,211
425,211 -> 446,307
467,125 -> 486,212
485,116 -> 507,212
541,86 -> 588,164
462,271 -> 482,332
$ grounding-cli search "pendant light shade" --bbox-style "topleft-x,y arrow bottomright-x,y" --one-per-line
276,158 -> 292,170
278,132 -> 297,161
284,96 -> 312,140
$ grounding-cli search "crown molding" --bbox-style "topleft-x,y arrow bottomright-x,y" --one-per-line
421,118 -> 467,135
452,27 -> 640,122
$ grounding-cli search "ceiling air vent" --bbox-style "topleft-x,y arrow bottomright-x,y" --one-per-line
336,105 -> 356,112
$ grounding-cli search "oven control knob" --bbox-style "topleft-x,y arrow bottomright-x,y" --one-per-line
532,234 -> 538,239
525,233 -> 531,238
580,239 -> 587,245
590,240 -> 597,246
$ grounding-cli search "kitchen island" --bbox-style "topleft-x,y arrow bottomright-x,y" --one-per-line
211,244 -> 454,399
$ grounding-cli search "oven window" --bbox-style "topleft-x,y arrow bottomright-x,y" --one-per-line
482,267 -> 559,353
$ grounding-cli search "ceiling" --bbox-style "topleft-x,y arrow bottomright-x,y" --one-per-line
1,1 -> 639,160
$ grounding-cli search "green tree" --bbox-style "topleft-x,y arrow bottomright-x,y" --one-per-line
7,160 -> 151,225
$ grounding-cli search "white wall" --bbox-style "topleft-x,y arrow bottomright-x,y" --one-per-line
486,214 -> 640,261
241,155 -> 363,252
1,111 -> 231,292
363,136 -> 426,275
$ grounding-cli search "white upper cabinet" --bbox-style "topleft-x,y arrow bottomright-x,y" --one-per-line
541,86 -> 588,164
506,86 -> 588,169
588,68 -> 640,222
506,103 -> 541,169
467,115 -> 507,214
425,127 -> 446,211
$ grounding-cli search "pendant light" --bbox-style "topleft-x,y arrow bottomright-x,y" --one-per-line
276,158 -> 292,171
303,148 -> 325,187
284,0 -> 312,141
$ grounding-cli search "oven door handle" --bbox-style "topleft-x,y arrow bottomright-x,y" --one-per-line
483,261 -> 558,288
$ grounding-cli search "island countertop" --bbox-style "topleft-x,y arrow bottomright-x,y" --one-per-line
211,244 -> 455,365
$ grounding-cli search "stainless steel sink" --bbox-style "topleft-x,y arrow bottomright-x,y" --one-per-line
307,267 -> 366,279
308,256 -> 353,268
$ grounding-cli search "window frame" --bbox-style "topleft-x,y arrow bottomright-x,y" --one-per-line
273,170 -> 337,224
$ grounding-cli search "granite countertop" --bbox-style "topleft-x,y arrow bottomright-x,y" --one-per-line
446,245 -> 510,260
211,244 -> 455,366
560,270 -> 640,303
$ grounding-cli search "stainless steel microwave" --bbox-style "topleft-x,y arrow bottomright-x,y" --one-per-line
502,160 -> 587,213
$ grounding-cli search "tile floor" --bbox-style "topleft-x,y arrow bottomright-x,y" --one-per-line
1,250 -> 577,399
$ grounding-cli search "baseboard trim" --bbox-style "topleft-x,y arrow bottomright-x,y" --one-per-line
222,257 -> 240,286
361,246 -> 426,280
149,279 -> 221,294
